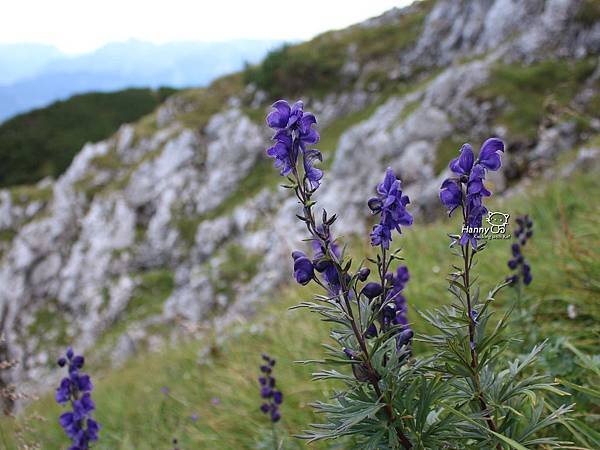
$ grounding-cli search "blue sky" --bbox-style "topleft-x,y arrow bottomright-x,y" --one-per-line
2,0 -> 413,54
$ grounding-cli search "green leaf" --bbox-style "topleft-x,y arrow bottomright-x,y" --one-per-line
445,406 -> 530,450
557,377 -> 600,398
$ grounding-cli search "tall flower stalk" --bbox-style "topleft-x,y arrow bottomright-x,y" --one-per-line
265,101 -> 571,448
55,347 -> 100,450
265,100 -> 441,449
443,140 -> 505,445
427,140 -> 571,448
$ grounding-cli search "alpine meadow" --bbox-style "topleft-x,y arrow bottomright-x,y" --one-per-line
0,0 -> 599,449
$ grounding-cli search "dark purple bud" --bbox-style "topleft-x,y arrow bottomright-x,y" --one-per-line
71,355 -> 84,370
365,323 -> 378,338
260,403 -> 270,413
361,282 -> 382,299
292,251 -> 314,285
396,329 -> 414,349
260,386 -> 272,398
506,275 -> 518,285
57,357 -> 67,367
271,410 -> 281,423
343,348 -> 357,359
357,267 -> 370,282
273,391 -> 283,405
508,259 -> 518,270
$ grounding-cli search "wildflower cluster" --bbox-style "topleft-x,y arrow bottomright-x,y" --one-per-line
440,138 -> 504,248
265,103 -> 573,448
55,348 -> 99,449
265,100 -> 426,449
258,354 -> 282,423
368,168 -> 413,249
267,100 -> 322,188
507,215 -> 534,285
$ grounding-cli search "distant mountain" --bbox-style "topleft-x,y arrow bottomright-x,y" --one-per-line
0,43 -> 63,85
0,40 -> 279,122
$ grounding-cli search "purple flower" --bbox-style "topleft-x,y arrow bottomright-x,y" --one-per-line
312,238 -> 342,295
368,168 -> 413,249
266,100 -> 322,190
357,267 -> 370,281
303,149 -> 323,189
257,353 -> 283,423
361,282 -> 383,300
55,347 -> 100,449
448,144 -> 474,175
292,251 -> 314,285
383,266 -> 413,351
440,179 -> 462,216
266,134 -> 296,176
508,215 -> 533,285
440,138 -> 505,248
477,138 -> 504,171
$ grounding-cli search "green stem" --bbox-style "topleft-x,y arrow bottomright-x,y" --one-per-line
271,423 -> 278,450
461,220 -> 502,450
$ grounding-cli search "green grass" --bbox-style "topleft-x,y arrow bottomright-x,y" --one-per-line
5,160 -> 598,449
243,1 -> 433,100
9,183 -> 53,207
476,59 -> 597,141
0,88 -> 176,187
125,270 -> 175,322
574,0 -> 600,26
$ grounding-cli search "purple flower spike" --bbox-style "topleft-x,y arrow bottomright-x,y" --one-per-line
508,215 -> 533,286
55,347 -> 100,449
368,168 -> 413,249
266,99 -> 322,191
257,353 -> 283,423
439,138 -> 505,248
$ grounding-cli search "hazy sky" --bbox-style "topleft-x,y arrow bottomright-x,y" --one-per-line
2,0 -> 413,54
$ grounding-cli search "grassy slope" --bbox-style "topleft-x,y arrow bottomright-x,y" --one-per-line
5,155 -> 598,449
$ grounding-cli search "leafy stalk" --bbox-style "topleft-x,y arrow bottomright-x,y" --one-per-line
289,165 -> 412,449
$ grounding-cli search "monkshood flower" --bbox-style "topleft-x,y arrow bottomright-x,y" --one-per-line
266,100 -> 322,189
292,251 -> 314,285
312,238 -> 342,295
266,102 -> 415,448
291,234 -> 343,295
440,138 -> 505,249
368,168 -> 413,249
507,215 -> 533,285
383,266 -> 413,351
258,354 -> 283,423
56,347 -> 100,449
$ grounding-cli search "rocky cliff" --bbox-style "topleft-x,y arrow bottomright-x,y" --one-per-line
1,0 -> 599,392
